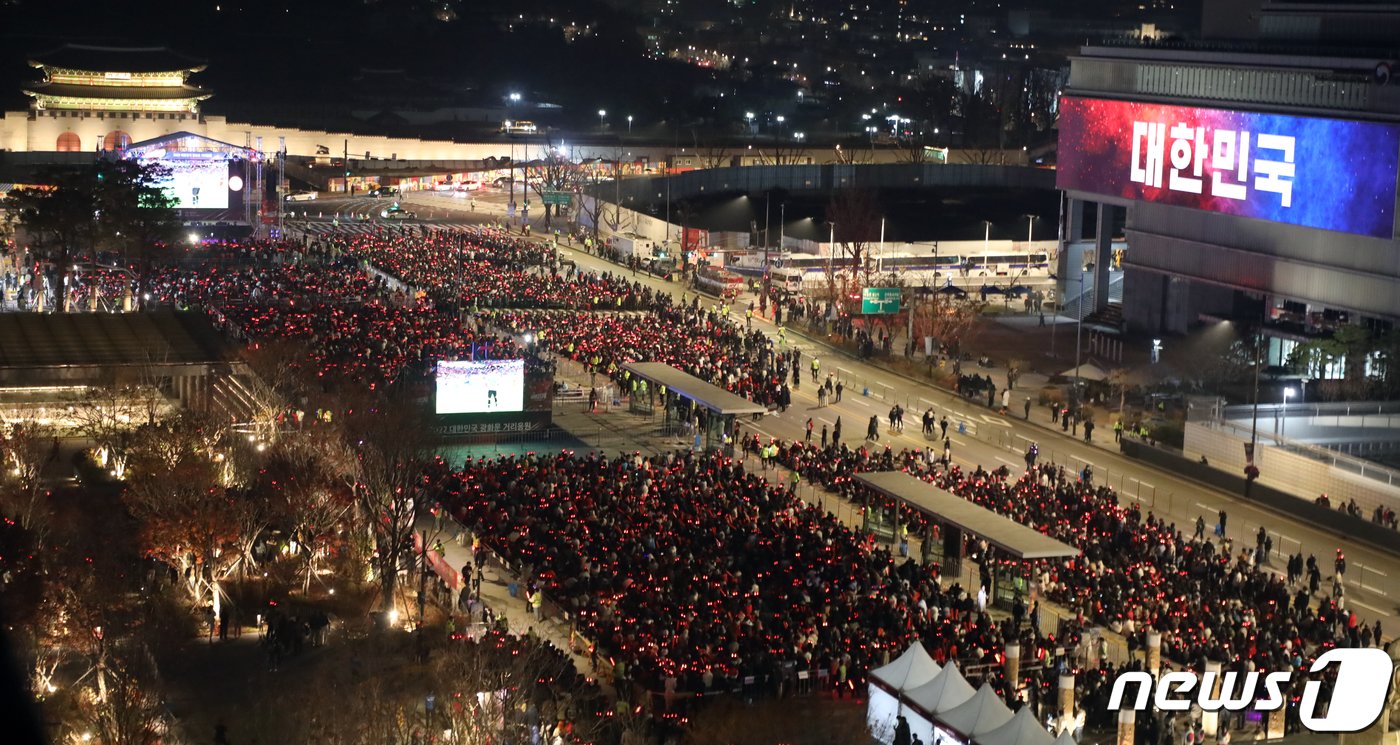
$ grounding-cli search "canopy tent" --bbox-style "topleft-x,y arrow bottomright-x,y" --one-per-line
867,642 -> 942,743
975,706 -> 1055,745
907,664 -> 976,716
905,664 -> 978,745
871,642 -> 942,692
1058,362 -> 1110,382
938,683 -> 1014,739
1052,727 -> 1080,745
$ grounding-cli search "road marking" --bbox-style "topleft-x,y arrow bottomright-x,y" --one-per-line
1356,563 -> 1388,578
1196,502 -> 1216,512
996,456 -> 1018,467
1350,598 -> 1388,615
851,398 -> 873,408
1138,481 -> 1156,491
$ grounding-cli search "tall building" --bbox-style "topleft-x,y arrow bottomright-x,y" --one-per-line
1057,0 -> 1400,376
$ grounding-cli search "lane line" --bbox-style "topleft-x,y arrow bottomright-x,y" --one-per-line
1351,598 -> 1388,615
996,456 -> 1019,468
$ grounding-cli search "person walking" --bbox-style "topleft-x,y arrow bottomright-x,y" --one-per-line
1217,508 -> 1228,538
939,415 -> 949,439
833,417 -> 842,445
835,381 -> 844,403
805,417 -> 814,443
867,415 -> 880,442
1024,397 -> 1032,420
1083,419 -> 1095,443
820,424 -> 828,448
942,437 -> 952,465
1194,515 -> 1206,541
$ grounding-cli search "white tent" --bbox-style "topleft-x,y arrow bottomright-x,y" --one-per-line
867,643 -> 942,744
1052,728 -> 1079,745
907,663 -> 976,715
974,706 -> 1055,745
938,683 -> 1014,740
905,664 -> 977,745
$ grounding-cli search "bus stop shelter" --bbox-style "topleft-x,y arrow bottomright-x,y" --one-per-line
855,471 -> 1080,603
621,362 -> 767,456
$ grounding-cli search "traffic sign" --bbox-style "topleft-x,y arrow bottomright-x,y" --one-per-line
542,191 -> 571,206
861,287 -> 902,314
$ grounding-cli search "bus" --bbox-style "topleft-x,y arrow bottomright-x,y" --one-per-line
694,265 -> 745,299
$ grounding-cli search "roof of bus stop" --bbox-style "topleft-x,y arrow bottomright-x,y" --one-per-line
620,362 -> 768,416
855,471 -> 1080,560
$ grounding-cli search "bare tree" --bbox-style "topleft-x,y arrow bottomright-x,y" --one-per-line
123,412 -> 250,609
758,142 -> 807,166
0,420 -> 56,533
342,394 -> 433,612
833,143 -> 875,165
697,142 -> 733,169
524,138 -> 585,229
913,294 -> 986,358
821,189 -> 882,304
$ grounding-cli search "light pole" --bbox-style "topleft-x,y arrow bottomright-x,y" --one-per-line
627,115 -> 633,134
1025,214 -> 1036,244
1073,263 -> 1090,407
776,114 -> 785,140
983,220 -> 992,251
745,111 -> 756,139
598,109 -> 607,129
1281,388 -> 1295,438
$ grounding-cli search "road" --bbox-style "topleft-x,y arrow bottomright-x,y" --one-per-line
288,192 -> 1400,634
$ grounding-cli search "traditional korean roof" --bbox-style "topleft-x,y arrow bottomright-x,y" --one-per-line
22,83 -> 210,101
28,45 -> 206,74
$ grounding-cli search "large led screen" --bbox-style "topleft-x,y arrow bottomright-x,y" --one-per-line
435,359 -> 524,414
160,157 -> 230,209
1057,96 -> 1400,238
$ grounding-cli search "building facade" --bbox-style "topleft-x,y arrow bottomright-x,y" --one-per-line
1057,15 -> 1400,375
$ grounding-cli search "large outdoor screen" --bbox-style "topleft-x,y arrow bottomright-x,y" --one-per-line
435,359 -> 524,414
1057,96 -> 1400,238
159,156 -> 230,209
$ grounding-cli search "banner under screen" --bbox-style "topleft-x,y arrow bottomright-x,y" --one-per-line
1057,96 -> 1400,239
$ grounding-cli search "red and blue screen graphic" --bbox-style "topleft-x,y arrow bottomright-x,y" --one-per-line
1057,96 -> 1400,239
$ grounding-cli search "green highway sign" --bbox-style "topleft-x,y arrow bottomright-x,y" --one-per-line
862,287 -> 902,314
542,191 -> 572,206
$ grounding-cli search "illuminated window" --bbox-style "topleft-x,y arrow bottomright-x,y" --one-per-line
103,130 -> 132,151
55,132 -> 81,152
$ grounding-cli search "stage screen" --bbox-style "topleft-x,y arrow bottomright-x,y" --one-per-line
159,157 -> 230,209
435,360 -> 525,414
1057,96 -> 1400,238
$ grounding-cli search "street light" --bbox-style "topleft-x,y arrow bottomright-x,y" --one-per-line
745,111 -> 755,136
598,109 -> 607,128
1024,214 -> 1036,244
509,92 -> 521,103
1281,388 -> 1295,438
627,115 -> 633,133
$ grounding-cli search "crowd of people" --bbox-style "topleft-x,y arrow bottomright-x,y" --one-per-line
759,441 -> 1374,726
486,303 -> 795,408
428,448 -> 1074,711
148,251 -> 528,386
